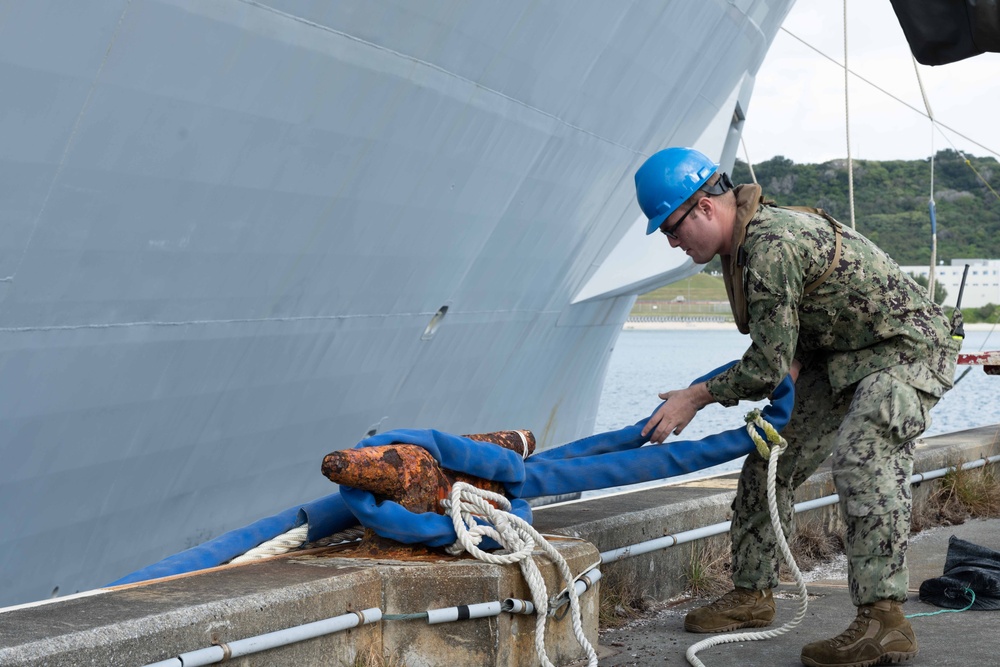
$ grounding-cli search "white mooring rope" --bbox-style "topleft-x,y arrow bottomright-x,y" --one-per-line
685,410 -> 809,667
229,524 -> 310,564
443,482 -> 598,667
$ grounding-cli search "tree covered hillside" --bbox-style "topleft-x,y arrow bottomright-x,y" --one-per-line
730,150 -> 1000,265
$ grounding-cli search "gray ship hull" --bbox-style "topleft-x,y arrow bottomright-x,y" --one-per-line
0,0 -> 793,606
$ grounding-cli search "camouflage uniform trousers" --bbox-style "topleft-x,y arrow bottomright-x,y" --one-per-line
729,362 -> 942,606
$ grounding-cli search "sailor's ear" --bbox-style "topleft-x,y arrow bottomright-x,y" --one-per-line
698,195 -> 715,217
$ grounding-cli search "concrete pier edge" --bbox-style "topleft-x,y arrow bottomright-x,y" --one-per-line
1,424 -> 997,666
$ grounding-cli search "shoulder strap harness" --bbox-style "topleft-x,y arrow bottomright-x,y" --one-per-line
722,185 -> 843,334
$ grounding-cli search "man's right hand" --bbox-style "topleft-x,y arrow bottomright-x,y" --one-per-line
641,382 -> 714,444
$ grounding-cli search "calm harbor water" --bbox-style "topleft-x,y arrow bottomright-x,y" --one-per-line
590,326 -> 1000,491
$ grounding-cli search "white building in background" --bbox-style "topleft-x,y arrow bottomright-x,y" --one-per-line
902,259 -> 1000,308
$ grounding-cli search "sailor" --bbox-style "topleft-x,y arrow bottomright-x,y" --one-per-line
634,147 -> 961,667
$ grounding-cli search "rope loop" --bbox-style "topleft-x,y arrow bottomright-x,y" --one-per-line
744,408 -> 786,460
444,482 -> 597,667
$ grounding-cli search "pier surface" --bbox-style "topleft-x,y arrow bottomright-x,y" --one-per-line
2,425 -> 998,666
592,517 -> 1000,666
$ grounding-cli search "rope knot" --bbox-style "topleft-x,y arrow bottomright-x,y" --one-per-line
744,408 -> 787,460
443,482 -> 597,667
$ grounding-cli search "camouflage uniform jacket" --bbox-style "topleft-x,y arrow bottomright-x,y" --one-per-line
706,185 -> 960,406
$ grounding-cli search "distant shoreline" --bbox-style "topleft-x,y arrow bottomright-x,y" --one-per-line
623,320 -> 736,331
623,320 -> 999,332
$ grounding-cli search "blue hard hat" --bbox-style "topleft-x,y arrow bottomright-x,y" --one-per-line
635,148 -> 718,235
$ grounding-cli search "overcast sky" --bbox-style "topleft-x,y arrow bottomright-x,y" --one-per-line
739,0 -> 1000,166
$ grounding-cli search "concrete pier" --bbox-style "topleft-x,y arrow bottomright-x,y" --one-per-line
0,539 -> 600,667
1,424 -> 997,666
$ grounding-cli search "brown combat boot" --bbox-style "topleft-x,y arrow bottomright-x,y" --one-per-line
800,600 -> 918,667
683,587 -> 775,633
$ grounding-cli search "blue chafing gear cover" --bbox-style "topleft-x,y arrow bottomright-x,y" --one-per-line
507,362 -> 794,498
525,361 -> 747,464
349,428 -> 527,485
108,492 -> 355,586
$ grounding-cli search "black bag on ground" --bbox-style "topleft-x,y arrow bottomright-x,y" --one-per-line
919,535 -> 1000,610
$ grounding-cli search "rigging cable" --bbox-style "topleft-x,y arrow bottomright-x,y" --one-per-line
773,22 -> 1000,314
779,28 -> 1000,161
842,0 -> 856,229
934,129 -> 1000,202
929,126 -> 1000,354
910,54 -> 938,299
740,135 -> 759,185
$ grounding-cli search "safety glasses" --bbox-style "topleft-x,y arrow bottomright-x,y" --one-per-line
657,172 -> 734,239
659,199 -> 700,239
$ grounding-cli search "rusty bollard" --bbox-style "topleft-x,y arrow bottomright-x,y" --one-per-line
464,429 -> 535,459
321,430 -> 535,557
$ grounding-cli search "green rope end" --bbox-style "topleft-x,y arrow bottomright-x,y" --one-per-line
905,588 -> 976,619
